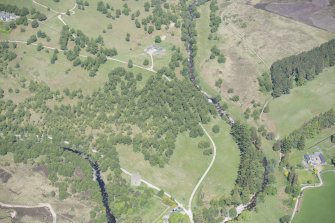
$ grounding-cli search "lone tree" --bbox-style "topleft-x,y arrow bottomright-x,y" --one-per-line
154,35 -> 161,43
215,78 -> 223,88
279,215 -> 290,223
212,125 -> 220,134
0,88 -> 4,98
331,134 -> 335,143
125,33 -> 130,42
128,59 -> 133,68
228,208 -> 237,218
143,58 -> 149,66
31,19 -> 39,28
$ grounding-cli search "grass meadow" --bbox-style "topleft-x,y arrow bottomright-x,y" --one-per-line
117,117 -> 239,206
267,67 -> 335,137
197,119 -> 240,205
293,172 -> 335,223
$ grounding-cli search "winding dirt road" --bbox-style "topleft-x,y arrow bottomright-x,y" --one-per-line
0,202 -> 57,223
2,40 -> 156,74
121,123 -> 218,223
187,124 -> 217,222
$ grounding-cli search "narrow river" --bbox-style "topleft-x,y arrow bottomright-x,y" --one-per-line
62,147 -> 116,223
185,2 -> 269,221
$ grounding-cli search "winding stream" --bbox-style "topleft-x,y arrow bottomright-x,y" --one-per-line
62,147 -> 116,223
184,2 -> 269,221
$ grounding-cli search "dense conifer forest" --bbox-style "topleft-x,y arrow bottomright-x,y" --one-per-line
270,39 -> 335,97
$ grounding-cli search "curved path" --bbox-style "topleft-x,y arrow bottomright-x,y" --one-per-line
0,202 -> 56,223
289,171 -> 323,223
146,52 -> 154,71
120,123 -> 218,223
2,40 -> 157,74
187,124 -> 217,222
259,97 -> 272,120
32,0 -> 77,25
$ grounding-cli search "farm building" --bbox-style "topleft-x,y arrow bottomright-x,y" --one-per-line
145,45 -> 165,55
304,152 -> 326,166
0,11 -> 16,21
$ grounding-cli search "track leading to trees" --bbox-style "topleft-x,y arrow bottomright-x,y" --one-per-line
187,124 -> 217,222
32,0 -> 77,25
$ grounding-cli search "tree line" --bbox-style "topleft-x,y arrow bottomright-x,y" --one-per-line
270,39 -> 335,97
274,109 -> 335,153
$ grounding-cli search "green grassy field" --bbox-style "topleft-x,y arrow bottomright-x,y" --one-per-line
296,169 -> 319,185
169,213 -> 189,223
37,0 -> 76,12
2,0 -> 183,71
0,0 -> 33,8
1,43 -> 153,98
293,172 -> 335,223
116,117 -> 239,205
267,66 -> 335,137
198,119 -> 240,204
62,0 -> 182,69
117,131 -> 211,204
136,197 -> 169,223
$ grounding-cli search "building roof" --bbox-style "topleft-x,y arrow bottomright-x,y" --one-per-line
319,153 -> 326,164
304,152 -> 326,165
304,154 -> 310,161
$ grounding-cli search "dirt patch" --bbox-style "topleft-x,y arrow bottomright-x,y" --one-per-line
0,168 -> 12,183
255,0 -> 335,32
74,167 -> 84,180
0,162 -> 92,223
32,165 -> 49,177
0,206 -> 52,223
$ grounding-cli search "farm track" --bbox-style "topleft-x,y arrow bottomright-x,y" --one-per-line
289,171 -> 324,223
32,0 -> 77,26
120,124 -> 218,223
187,124 -> 217,222
1,40 -> 157,74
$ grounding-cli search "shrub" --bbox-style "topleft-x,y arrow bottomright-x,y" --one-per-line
231,95 -> 239,102
154,35 -> 161,43
212,125 -> 220,133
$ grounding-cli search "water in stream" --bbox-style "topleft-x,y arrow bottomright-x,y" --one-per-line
62,147 -> 116,223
